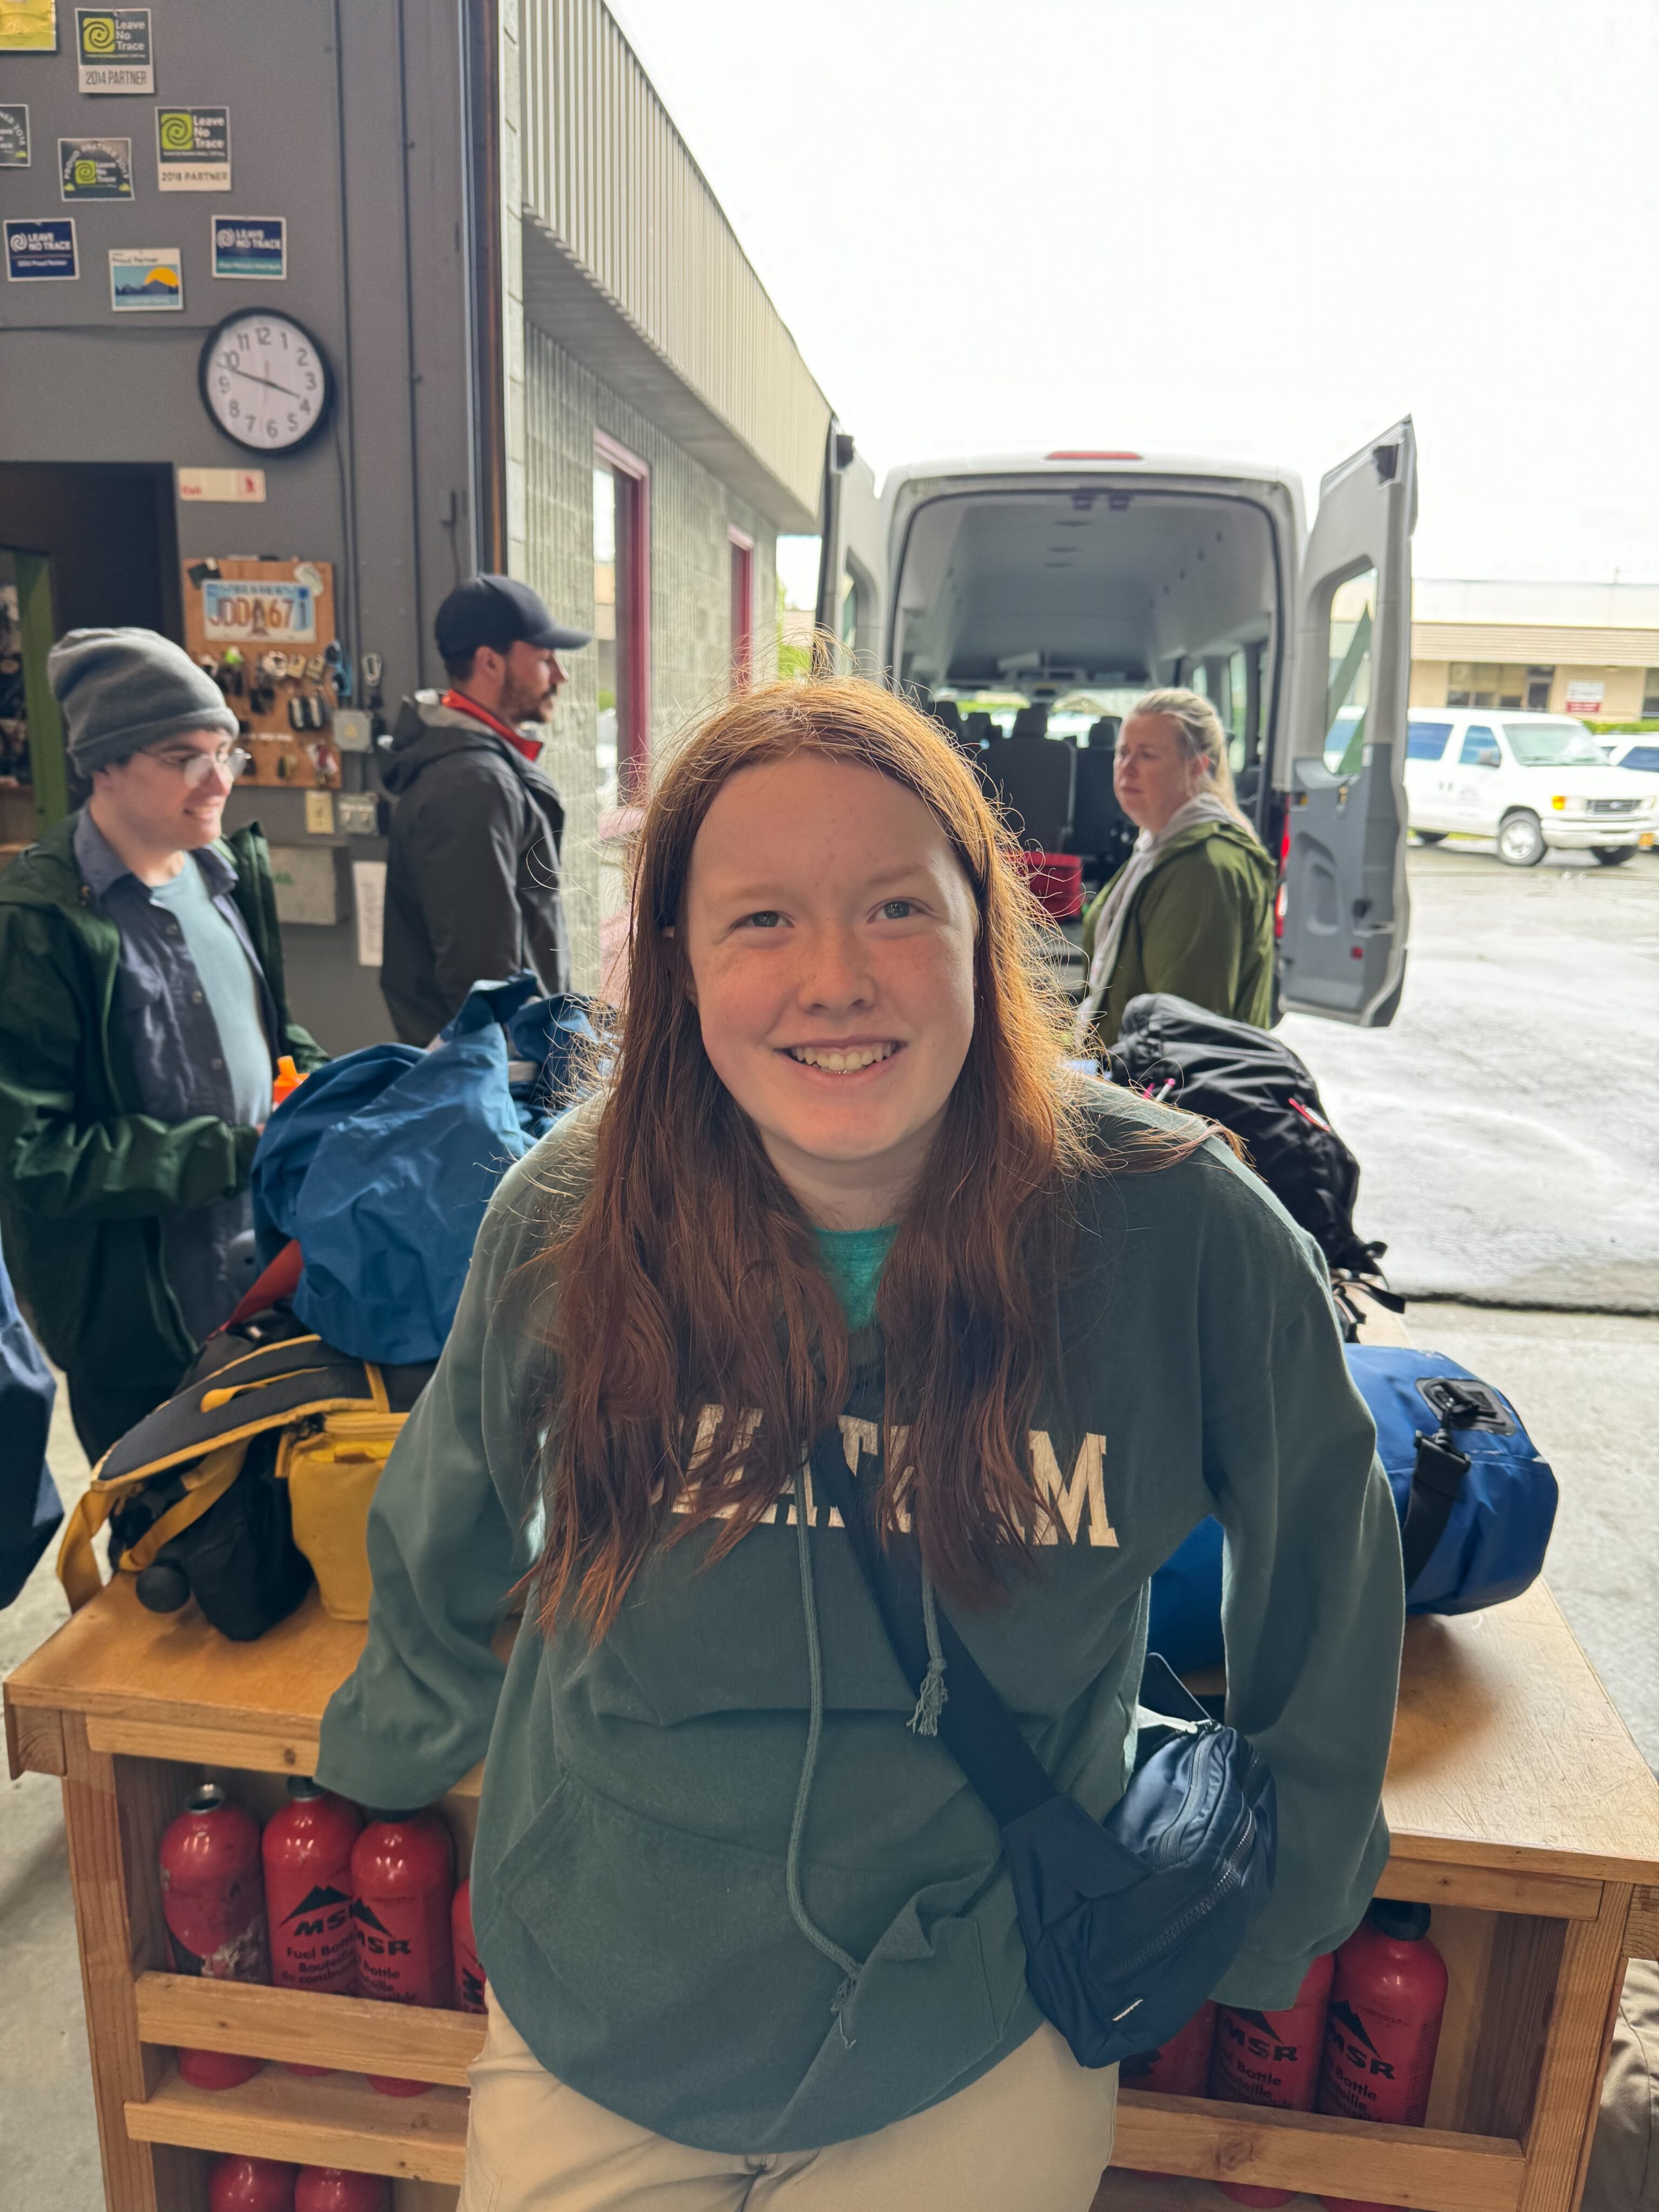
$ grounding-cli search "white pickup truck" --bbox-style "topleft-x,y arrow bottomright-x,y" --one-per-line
814,422 -> 1420,1027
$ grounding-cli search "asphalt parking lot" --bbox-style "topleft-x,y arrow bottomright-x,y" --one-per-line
1280,839 -> 1659,1312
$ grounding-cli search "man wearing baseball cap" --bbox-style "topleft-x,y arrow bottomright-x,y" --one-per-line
380,575 -> 591,1043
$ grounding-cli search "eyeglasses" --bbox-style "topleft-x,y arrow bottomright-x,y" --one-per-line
143,745 -> 251,788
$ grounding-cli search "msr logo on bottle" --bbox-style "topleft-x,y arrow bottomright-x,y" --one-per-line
283,1883 -> 351,1938
1326,1998 -> 1395,2079
350,1898 -> 412,1956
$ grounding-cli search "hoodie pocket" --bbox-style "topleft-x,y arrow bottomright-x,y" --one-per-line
488,1765 -> 1018,2151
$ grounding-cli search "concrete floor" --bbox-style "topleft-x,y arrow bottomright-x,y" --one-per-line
4,841 -> 1656,2207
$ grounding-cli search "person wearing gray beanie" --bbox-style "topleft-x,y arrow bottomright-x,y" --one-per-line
0,627 -> 323,1462
48,626 -> 239,777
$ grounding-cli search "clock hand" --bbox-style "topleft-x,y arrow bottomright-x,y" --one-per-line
228,364 -> 302,400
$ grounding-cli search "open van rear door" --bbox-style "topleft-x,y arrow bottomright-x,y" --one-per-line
1277,418 -> 1417,1025
814,424 -> 889,677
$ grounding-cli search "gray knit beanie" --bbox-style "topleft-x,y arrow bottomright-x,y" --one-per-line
48,628 -> 238,774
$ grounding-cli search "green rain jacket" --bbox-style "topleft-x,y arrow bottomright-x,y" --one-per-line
318,1089 -> 1405,2154
1081,818 -> 1277,1048
0,814 -> 325,1387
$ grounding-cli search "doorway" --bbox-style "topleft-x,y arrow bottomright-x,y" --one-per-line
0,462 -> 181,842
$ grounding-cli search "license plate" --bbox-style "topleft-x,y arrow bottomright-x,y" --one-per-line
1642,833 -> 1655,848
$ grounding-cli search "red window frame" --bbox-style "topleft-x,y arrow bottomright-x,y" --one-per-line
595,429 -> 650,794
729,526 -> 754,690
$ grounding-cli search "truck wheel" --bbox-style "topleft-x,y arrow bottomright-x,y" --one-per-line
1591,845 -> 1636,866
1413,830 -> 1447,844
1496,810 -> 1547,867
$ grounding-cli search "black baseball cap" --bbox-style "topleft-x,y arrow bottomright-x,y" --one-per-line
434,574 -> 591,660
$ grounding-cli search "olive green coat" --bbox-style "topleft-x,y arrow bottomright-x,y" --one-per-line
1080,819 -> 1277,1047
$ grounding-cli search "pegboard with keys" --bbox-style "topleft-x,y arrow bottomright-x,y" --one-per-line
180,556 -> 345,790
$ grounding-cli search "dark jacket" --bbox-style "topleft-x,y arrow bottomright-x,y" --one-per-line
0,814 -> 324,1389
1080,818 -> 1277,1047
380,696 -> 572,1046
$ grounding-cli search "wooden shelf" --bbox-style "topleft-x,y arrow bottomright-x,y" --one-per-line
125,2062 -> 467,2185
134,1974 -> 485,2088
1109,2090 -> 1524,2212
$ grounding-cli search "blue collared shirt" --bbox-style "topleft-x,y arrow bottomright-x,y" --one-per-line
72,810 -> 275,1345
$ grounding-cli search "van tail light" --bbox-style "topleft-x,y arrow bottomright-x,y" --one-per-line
1274,819 -> 1291,939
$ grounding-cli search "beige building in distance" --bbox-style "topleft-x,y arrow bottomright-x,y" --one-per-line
1410,580 -> 1659,721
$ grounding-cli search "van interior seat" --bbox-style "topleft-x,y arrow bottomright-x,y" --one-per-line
1010,704 -> 1049,741
1085,716 -> 1121,750
963,711 -> 995,747
979,730 -> 1075,852
1067,745 -> 1137,884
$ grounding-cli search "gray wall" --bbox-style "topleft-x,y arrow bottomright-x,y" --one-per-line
0,0 -> 477,1051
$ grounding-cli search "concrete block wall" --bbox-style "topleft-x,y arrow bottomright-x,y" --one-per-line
522,320 -> 777,992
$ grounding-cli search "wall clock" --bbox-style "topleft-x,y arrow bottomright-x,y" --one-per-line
198,309 -> 334,455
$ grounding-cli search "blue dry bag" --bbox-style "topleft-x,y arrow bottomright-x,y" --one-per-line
251,975 -> 599,1365
1148,1345 -> 1559,1675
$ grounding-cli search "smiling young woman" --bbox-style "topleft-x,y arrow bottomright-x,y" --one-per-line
318,676 -> 1404,2212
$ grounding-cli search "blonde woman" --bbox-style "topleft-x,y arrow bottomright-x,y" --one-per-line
1076,689 -> 1275,1049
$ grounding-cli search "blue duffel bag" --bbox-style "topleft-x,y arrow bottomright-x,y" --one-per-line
1149,1346 -> 1560,1674
251,975 -> 599,1366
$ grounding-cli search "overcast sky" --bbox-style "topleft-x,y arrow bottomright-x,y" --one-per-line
616,0 -> 1659,588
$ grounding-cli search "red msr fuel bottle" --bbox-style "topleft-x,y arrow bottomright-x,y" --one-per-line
1318,1899 -> 1449,2212
451,1878 -> 487,2015
1120,2001 -> 1216,2095
207,2155 -> 297,2211
158,1783 -> 269,2089
264,1777 -> 362,2075
1211,1952 -> 1337,2206
294,2171 -> 389,2212
351,1811 -> 454,2096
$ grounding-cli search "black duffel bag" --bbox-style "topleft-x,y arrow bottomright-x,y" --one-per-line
1104,993 -> 1395,1303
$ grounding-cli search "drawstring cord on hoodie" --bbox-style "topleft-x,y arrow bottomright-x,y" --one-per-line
784,1456 -> 952,2044
786,1478 -> 865,2044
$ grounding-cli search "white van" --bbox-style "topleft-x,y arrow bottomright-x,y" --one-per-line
1402,711 -> 1658,866
814,422 -> 1419,1026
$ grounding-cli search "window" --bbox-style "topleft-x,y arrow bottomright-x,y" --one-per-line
1502,720 -> 1608,767
729,528 -> 754,690
1406,719 -> 1453,760
594,431 -> 649,808
1460,726 -> 1501,768
1323,569 -> 1375,772
1527,666 -> 1555,712
1618,745 -> 1659,772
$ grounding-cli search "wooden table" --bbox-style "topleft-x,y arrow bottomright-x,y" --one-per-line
8,1561 -> 1658,2212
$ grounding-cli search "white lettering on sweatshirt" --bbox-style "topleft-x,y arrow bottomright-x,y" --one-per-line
673,1409 -> 1117,1549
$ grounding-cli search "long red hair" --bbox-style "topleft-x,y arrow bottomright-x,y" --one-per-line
528,678 -> 1196,1639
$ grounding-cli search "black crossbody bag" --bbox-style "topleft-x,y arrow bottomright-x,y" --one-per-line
806,1429 -> 1278,2068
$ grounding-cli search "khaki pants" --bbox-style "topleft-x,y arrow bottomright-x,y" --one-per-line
460,1988 -> 1118,2212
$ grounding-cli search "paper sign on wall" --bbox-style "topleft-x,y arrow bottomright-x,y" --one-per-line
211,215 -> 284,279
0,2 -> 57,53
4,217 -> 77,280
352,861 -> 386,967
178,467 -> 266,502
202,578 -> 317,644
1564,682 -> 1605,715
0,107 -> 31,166
156,105 -> 229,191
59,134 -> 131,198
75,8 -> 151,91
109,245 -> 180,310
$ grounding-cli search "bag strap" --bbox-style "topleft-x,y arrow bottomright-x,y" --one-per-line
1400,1428 -> 1471,1587
806,1430 -> 1056,1827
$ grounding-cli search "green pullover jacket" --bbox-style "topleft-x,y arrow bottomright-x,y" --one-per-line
1080,818 -> 1277,1047
0,814 -> 324,1386
317,1089 -> 1403,2152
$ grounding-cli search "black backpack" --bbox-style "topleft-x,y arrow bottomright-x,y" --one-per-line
1104,993 -> 1397,1319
